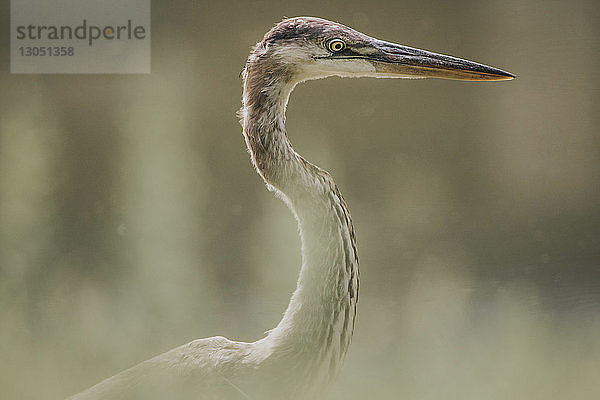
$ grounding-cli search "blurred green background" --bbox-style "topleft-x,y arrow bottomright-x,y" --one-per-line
1,0 -> 599,399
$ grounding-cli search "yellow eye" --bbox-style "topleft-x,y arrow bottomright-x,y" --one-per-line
327,39 -> 346,53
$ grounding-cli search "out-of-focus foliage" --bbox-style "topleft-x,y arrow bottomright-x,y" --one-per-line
0,1 -> 598,399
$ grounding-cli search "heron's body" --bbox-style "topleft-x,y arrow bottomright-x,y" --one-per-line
68,17 -> 512,400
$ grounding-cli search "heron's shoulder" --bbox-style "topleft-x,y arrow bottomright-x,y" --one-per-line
185,336 -> 251,354
174,336 -> 255,374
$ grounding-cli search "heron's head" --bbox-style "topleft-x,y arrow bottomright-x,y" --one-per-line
249,17 -> 514,83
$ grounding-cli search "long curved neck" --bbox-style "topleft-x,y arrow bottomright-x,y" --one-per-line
241,59 -> 359,380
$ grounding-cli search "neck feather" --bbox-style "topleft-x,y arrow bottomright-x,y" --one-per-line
241,58 -> 359,381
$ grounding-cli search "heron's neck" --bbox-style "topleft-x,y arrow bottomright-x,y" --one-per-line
242,64 -> 359,379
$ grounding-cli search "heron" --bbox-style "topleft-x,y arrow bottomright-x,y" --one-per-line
68,17 -> 513,400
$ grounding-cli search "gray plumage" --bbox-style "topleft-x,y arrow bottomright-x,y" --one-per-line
68,16 -> 512,400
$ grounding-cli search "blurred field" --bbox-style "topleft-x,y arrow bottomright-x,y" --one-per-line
0,0 -> 599,399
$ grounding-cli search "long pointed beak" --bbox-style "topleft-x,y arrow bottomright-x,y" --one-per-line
368,40 -> 514,81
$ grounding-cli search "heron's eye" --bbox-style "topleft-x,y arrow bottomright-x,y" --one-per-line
327,39 -> 346,53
